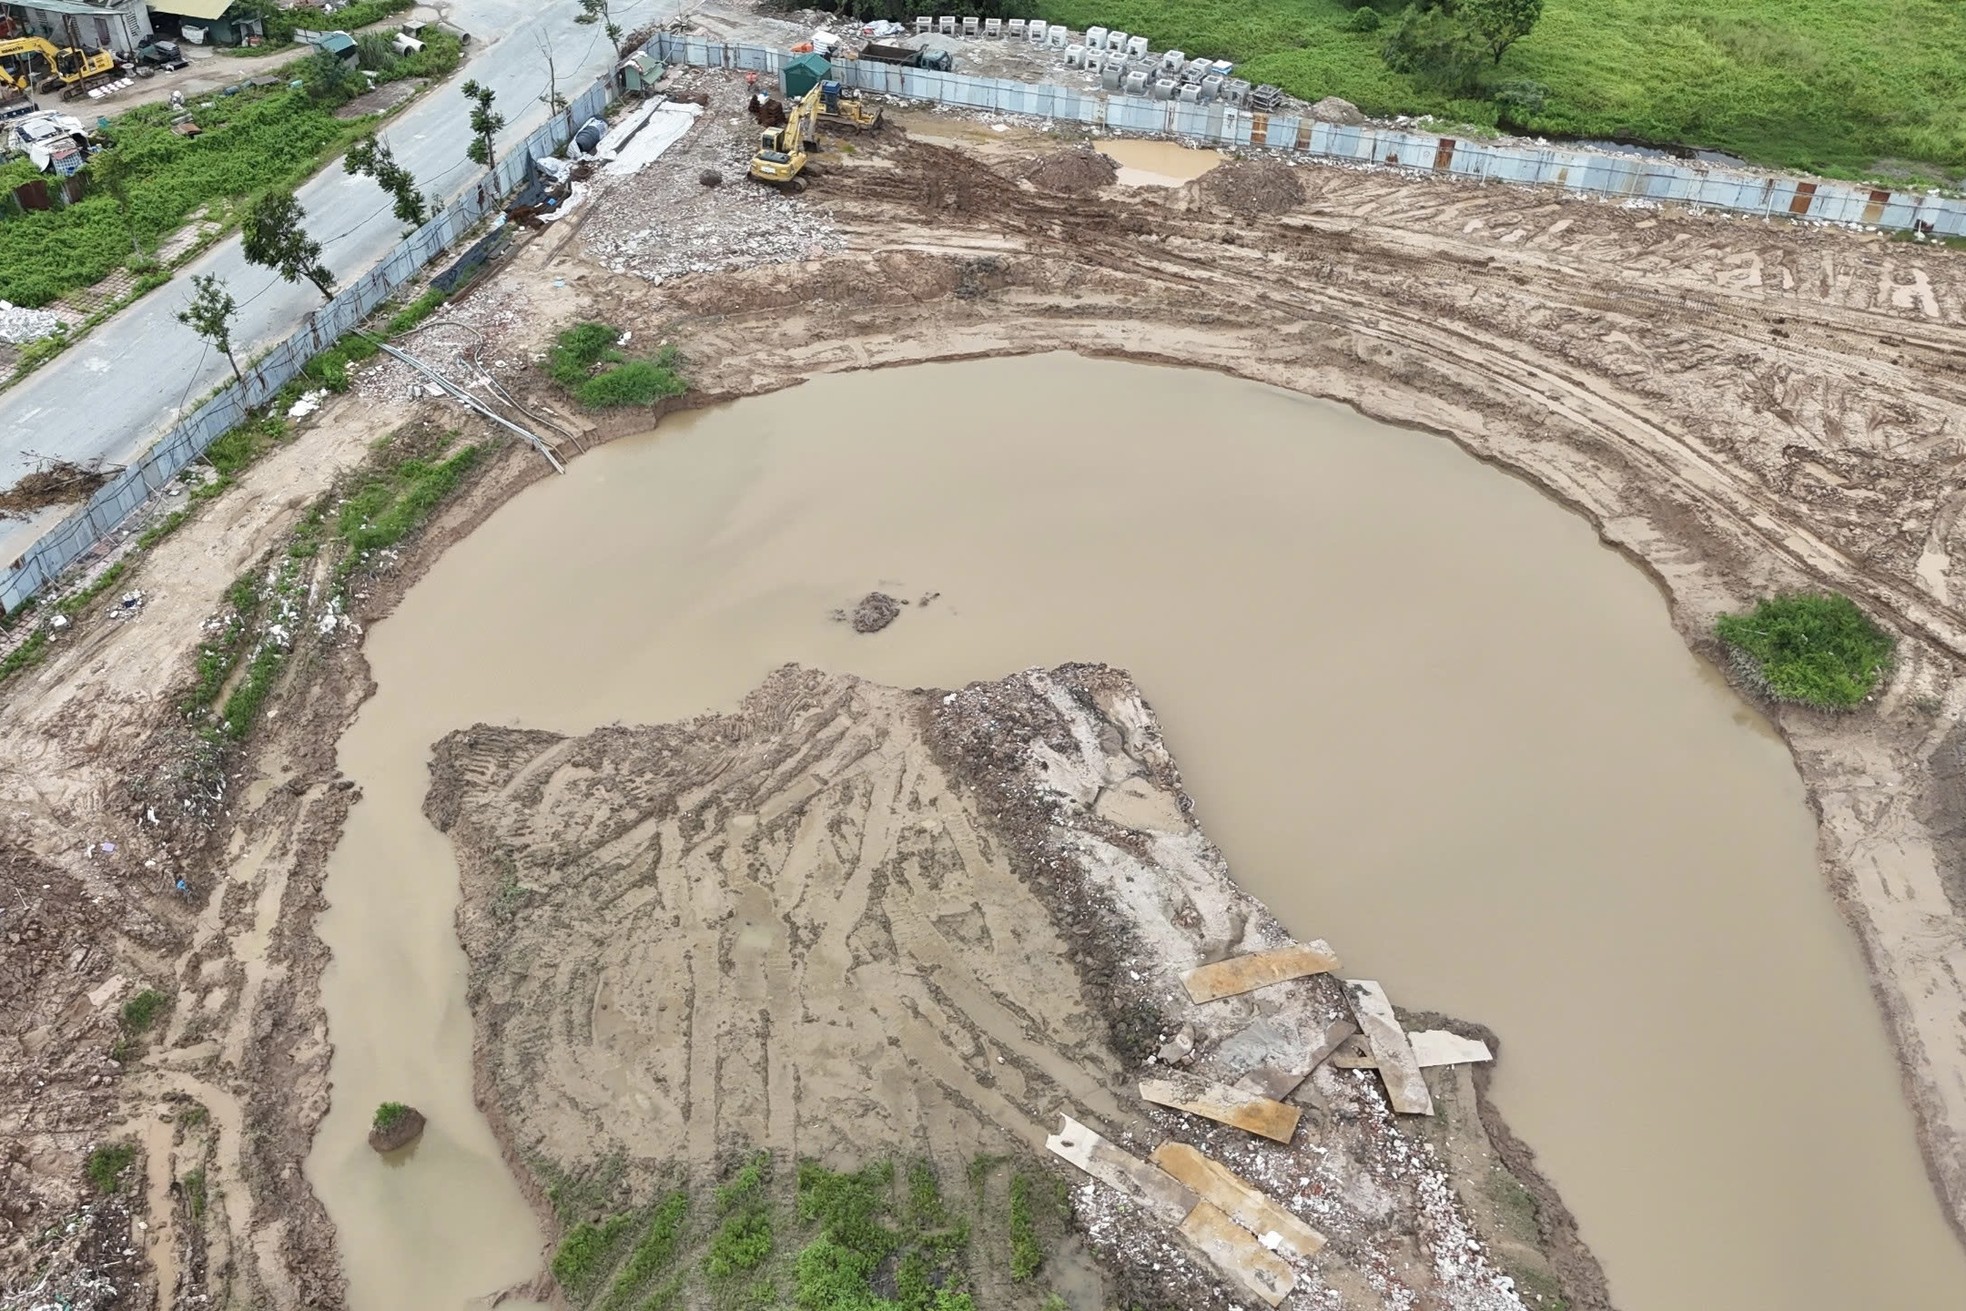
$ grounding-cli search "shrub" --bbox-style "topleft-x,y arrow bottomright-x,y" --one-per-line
574,359 -> 687,408
1491,77 -> 1548,116
372,1101 -> 412,1131
1714,592 -> 1894,709
1343,7 -> 1382,32
86,1142 -> 137,1194
548,321 -> 625,384
120,988 -> 169,1033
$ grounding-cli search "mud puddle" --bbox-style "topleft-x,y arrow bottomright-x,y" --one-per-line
1100,138 -> 1226,186
309,354 -> 1966,1310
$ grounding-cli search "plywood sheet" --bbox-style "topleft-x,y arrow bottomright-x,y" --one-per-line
1179,1200 -> 1297,1307
1408,1029 -> 1494,1067
1044,1114 -> 1198,1225
1233,1018 -> 1358,1101
1181,941 -> 1341,1003
1139,1077 -> 1301,1144
1345,979 -> 1434,1115
1150,1142 -> 1326,1261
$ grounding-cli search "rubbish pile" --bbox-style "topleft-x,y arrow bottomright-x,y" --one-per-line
0,298 -> 62,344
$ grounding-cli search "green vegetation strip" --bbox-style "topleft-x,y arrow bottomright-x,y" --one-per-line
549,323 -> 688,409
1036,0 -> 1966,181
1714,592 -> 1894,710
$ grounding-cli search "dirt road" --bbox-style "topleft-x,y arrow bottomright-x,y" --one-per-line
4,63 -> 1966,1309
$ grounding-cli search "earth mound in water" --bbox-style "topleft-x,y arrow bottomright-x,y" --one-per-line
851,590 -> 901,632
1022,147 -> 1119,194
426,664 -> 1595,1311
1201,160 -> 1306,216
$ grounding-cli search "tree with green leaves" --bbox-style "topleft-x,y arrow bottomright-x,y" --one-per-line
1461,0 -> 1542,65
241,190 -> 335,302
88,147 -> 146,261
176,274 -> 243,383
299,49 -> 362,105
344,133 -> 429,228
574,0 -> 622,50
462,79 -> 505,170
1381,3 -> 1488,94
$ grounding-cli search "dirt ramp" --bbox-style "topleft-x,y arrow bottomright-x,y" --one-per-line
430,664 -> 1590,1310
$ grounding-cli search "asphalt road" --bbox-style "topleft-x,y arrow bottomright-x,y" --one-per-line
0,0 -> 670,561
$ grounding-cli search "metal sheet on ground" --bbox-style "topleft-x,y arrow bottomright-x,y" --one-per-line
1178,1200 -> 1297,1307
1149,1142 -> 1326,1260
1181,941 -> 1342,1003
1045,1114 -> 1198,1224
1346,979 -> 1434,1115
1139,1077 -> 1301,1143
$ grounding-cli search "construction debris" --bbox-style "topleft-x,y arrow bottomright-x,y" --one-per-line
0,298 -> 62,345
1148,1142 -> 1327,1261
1331,1028 -> 1495,1070
1181,941 -> 1341,1003
1346,979 -> 1434,1115
1138,1075 -> 1301,1143
1231,1018 -> 1358,1101
1179,1201 -> 1296,1307
1044,1114 -> 1197,1225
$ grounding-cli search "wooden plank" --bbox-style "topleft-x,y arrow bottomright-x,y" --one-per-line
1150,1142 -> 1326,1261
1044,1114 -> 1198,1225
1139,1077 -> 1301,1144
1181,942 -> 1341,1004
1345,979 -> 1433,1115
1179,1201 -> 1296,1307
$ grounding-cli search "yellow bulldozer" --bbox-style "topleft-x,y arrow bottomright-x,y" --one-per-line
0,36 -> 120,98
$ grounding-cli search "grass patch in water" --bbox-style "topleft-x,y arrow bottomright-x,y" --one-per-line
1714,592 -> 1894,710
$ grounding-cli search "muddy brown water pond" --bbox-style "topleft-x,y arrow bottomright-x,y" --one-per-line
306,354 -> 1966,1310
1098,138 -> 1227,187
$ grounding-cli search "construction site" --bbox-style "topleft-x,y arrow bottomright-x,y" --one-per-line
4,6 -> 1966,1311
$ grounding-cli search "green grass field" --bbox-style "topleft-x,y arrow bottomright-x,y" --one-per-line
1035,0 -> 1966,182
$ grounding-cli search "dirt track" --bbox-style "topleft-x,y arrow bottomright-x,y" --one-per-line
3,67 -> 1966,1309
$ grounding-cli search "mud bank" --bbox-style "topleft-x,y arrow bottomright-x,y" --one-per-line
426,662 -> 1595,1310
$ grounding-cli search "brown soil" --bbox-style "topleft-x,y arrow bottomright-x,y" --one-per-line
0,461 -> 108,518
4,59 -> 1966,1311
1199,159 -> 1306,216
1022,146 -> 1119,195
366,1108 -> 425,1154
851,590 -> 902,632
428,663 -> 1591,1309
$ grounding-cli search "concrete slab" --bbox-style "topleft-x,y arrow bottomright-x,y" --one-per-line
1231,1018 -> 1357,1101
1179,1200 -> 1296,1307
1408,1029 -> 1494,1067
1345,979 -> 1434,1115
1045,1114 -> 1198,1225
1139,1077 -> 1301,1143
1150,1142 -> 1326,1261
1181,942 -> 1341,1003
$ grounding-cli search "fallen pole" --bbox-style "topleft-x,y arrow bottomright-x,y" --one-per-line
371,340 -> 566,474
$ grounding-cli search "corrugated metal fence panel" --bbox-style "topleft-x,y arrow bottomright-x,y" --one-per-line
1,64 -> 624,614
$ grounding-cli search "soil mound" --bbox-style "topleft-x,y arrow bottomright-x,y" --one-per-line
0,460 -> 108,518
1310,96 -> 1366,125
851,590 -> 901,632
1200,160 -> 1305,216
366,1106 -> 426,1154
1022,146 -> 1118,194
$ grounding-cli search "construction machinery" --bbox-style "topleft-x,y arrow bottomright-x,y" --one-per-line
816,80 -> 882,130
749,82 -> 821,187
0,37 -> 120,99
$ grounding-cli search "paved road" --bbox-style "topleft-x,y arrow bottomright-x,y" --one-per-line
0,0 -> 669,560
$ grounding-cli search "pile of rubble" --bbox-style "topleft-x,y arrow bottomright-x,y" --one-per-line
0,298 -> 61,345
579,70 -> 845,285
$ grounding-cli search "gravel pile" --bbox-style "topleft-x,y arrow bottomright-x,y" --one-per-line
0,299 -> 61,344
1022,146 -> 1118,194
580,72 -> 845,285
1201,160 -> 1305,216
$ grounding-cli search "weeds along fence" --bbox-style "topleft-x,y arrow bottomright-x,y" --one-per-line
653,33 -> 1966,238
0,79 -> 613,615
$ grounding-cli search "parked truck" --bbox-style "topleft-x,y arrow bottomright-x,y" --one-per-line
852,41 -> 954,72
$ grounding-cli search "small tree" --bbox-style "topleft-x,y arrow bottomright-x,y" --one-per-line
299,49 -> 362,105
241,190 -> 335,302
1460,0 -> 1543,65
1381,5 -> 1488,94
177,274 -> 244,383
575,0 -> 622,49
535,32 -> 567,111
462,79 -> 505,170
345,133 -> 429,228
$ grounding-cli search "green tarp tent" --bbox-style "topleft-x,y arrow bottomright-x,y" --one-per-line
783,52 -> 830,97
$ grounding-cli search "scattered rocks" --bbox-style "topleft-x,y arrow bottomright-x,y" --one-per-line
366,1105 -> 426,1154
851,591 -> 902,633
699,169 -> 722,187
1201,160 -> 1306,216
1022,146 -> 1119,194
1309,96 -> 1366,126
1155,1023 -> 1196,1065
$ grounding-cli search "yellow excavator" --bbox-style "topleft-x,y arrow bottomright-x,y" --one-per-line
0,36 -> 120,98
816,80 -> 883,131
749,82 -> 821,187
